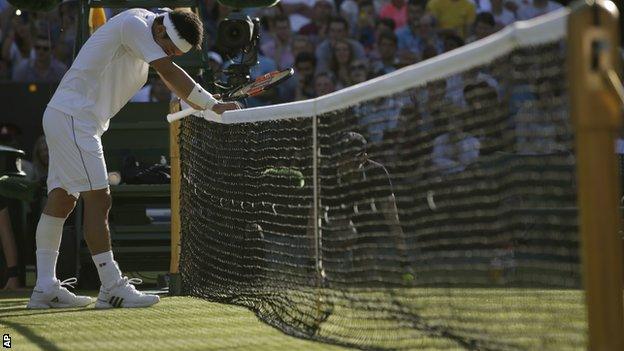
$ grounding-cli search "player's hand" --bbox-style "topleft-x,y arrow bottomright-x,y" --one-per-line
211,101 -> 241,115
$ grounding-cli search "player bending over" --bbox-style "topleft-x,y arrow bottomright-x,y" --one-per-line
27,8 -> 239,309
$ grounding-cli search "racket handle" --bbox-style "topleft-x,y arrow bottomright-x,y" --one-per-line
167,107 -> 198,123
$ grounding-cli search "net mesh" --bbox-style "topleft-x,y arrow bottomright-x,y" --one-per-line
179,10 -> 586,351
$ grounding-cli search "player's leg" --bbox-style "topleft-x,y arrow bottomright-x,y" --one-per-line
84,188 -> 159,308
28,107 -> 94,309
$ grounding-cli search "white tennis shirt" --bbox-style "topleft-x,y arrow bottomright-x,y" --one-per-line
48,9 -> 167,133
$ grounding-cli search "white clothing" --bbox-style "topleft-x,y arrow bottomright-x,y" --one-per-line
48,8 -> 166,132
281,0 -> 315,32
43,107 -> 108,197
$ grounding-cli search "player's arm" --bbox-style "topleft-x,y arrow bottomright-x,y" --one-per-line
151,57 -> 239,114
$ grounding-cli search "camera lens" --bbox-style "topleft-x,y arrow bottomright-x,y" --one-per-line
217,15 -> 254,58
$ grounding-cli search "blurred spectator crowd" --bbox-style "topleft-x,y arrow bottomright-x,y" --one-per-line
0,0 -> 568,105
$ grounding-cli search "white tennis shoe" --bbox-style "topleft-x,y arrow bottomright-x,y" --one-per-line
27,278 -> 93,309
95,277 -> 160,308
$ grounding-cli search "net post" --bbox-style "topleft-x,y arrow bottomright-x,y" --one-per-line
169,98 -> 183,296
568,1 -> 624,350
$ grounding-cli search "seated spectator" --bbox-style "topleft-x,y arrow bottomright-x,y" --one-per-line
316,16 -> 366,72
516,0 -> 563,21
397,10 -> 443,66
298,0 -> 333,44
313,71 -> 336,97
468,12 -> 497,43
131,77 -> 172,103
340,0 -> 360,33
329,39 -> 356,89
490,0 -> 516,27
367,17 -> 396,61
379,0 -> 408,30
432,105 -> 481,175
2,11 -> 34,74
371,30 -> 399,77
292,52 -> 317,101
280,0 -> 315,32
463,81 -> 504,155
354,1 -> 381,52
12,36 -> 67,83
261,14 -> 295,70
426,0 -> 477,38
291,34 -> 315,58
349,58 -> 372,86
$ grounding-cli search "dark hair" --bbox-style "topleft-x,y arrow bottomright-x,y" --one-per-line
475,12 -> 496,27
168,9 -> 203,50
377,30 -> 398,46
376,18 -> 396,32
295,52 -> 316,66
328,16 -> 349,30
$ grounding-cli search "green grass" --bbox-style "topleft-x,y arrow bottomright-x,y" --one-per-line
0,288 -> 588,350
0,291 -> 350,351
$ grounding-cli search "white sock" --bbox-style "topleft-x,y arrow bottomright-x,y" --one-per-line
92,251 -> 123,289
35,214 -> 66,289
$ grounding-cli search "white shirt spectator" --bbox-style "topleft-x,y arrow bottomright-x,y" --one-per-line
281,0 -> 316,32
48,8 -> 166,133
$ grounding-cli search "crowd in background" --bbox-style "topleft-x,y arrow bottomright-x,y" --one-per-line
0,0 -> 569,106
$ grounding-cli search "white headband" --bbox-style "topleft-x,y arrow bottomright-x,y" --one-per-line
163,13 -> 193,53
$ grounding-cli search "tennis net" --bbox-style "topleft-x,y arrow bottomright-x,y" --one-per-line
178,8 -> 587,350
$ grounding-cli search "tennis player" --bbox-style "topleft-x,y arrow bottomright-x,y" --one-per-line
27,8 -> 239,309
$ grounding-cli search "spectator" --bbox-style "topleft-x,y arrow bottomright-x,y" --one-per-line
22,135 -> 49,184
349,58 -> 372,86
261,14 -> 295,70
431,105 -> 480,175
463,81 -> 503,155
329,39 -> 356,89
490,0 -> 516,27
292,52 -> 316,101
468,12 -> 497,42
315,16 -> 366,72
57,0 -> 78,58
279,0 -> 315,32
371,30 -> 399,76
426,0 -> 477,39
354,1 -> 379,52
298,0 -> 333,44
313,71 -> 336,97
12,36 -> 68,83
340,0 -> 360,32
397,10 -> 443,65
291,34 -> 315,58
516,0 -> 563,21
379,0 -> 408,30
2,11 -> 34,74
131,77 -> 173,103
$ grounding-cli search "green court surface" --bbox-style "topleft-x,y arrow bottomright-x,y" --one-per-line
0,291 -> 349,351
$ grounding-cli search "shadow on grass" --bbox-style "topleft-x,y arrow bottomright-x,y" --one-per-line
0,319 -> 62,351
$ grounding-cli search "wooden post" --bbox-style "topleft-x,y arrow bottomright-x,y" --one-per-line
568,1 -> 624,350
169,99 -> 183,295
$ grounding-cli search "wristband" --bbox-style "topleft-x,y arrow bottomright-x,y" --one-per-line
187,83 -> 218,110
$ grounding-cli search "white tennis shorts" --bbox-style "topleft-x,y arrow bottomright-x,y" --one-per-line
43,107 -> 109,198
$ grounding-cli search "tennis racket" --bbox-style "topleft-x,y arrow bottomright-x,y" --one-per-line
166,68 -> 294,123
